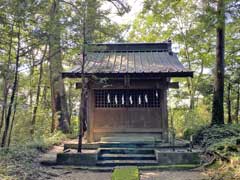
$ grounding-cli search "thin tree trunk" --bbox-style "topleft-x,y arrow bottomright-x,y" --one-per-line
41,83 -> 48,107
235,83 -> 240,123
0,23 -> 14,134
68,82 -> 73,121
78,57 -> 88,152
7,86 -> 18,147
78,2 -> 87,152
227,81 -> 232,124
0,75 -> 9,135
1,26 -> 20,147
49,0 -> 70,133
29,65 -> 34,114
211,0 -> 225,125
78,44 -> 87,153
30,46 -> 47,136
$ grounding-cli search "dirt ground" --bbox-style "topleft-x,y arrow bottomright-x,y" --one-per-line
41,168 -> 207,180
140,170 -> 207,180
39,142 -> 207,180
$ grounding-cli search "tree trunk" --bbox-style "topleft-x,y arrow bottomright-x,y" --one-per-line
78,2 -> 88,152
1,26 -> 20,147
0,23 -> 14,134
211,0 -> 225,125
30,46 -> 47,136
227,81 -> 232,124
78,58 -> 88,153
7,87 -> 18,147
41,82 -> 48,108
29,65 -> 34,115
49,0 -> 70,133
68,82 -> 73,121
235,83 -> 240,123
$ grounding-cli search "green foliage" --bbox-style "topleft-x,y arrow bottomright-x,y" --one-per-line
171,104 -> 211,138
27,131 -> 66,152
68,115 -> 79,138
193,123 -> 240,179
112,167 -> 139,180
194,124 -> 240,148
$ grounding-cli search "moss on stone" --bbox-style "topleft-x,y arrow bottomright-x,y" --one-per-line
112,166 -> 139,180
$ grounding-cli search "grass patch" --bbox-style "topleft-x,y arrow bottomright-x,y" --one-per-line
112,166 -> 139,180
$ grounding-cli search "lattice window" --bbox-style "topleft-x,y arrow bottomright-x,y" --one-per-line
95,89 -> 161,108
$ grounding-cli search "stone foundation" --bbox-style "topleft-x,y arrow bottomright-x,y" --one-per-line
57,152 -> 97,166
155,150 -> 201,165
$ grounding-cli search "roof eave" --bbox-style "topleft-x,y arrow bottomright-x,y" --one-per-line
62,71 -> 194,79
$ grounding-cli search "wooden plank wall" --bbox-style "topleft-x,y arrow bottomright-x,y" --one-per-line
86,77 -> 169,142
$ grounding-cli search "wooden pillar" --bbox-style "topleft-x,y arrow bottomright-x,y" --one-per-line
162,87 -> 169,142
162,78 -> 170,142
87,88 -> 94,142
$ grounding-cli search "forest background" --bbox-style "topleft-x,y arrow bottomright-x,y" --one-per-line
0,0 -> 240,179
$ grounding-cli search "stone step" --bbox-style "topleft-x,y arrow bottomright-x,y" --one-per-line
98,153 -> 156,160
99,142 -> 155,148
99,148 -> 155,154
97,160 -> 158,166
100,136 -> 155,143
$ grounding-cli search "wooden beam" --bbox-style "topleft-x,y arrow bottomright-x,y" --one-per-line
62,72 -> 194,79
93,128 -> 163,133
168,82 -> 179,89
76,82 -> 82,89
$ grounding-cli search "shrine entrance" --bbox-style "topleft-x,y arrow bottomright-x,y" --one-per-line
88,80 -> 169,142
94,88 -> 162,129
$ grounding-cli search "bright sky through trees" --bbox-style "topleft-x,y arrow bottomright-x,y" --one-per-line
103,0 -> 143,24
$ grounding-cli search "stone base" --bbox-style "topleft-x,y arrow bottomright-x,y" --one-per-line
57,138 -> 200,167
155,150 -> 201,165
56,152 -> 97,166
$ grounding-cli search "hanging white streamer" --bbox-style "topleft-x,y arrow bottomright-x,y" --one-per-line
114,95 -> 118,104
156,91 -> 158,98
145,94 -> 148,103
129,95 -> 133,105
138,95 -> 141,105
107,93 -> 110,103
122,95 -> 124,105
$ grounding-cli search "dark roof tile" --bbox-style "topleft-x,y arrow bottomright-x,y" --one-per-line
63,42 -> 193,77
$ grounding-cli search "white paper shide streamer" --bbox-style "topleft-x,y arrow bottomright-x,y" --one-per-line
122,95 -> 124,105
129,95 -> 133,105
138,95 -> 141,105
145,94 -> 148,103
114,95 -> 118,104
107,93 -> 111,103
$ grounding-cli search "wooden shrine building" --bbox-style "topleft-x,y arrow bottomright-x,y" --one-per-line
62,41 -> 193,143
